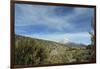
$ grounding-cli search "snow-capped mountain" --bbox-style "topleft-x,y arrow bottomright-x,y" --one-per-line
58,38 -> 72,44
58,39 -> 86,47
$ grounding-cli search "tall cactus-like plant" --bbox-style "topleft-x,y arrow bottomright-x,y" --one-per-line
88,17 -> 96,61
89,17 -> 95,46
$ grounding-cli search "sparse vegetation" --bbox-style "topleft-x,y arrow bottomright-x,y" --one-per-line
15,35 -> 94,66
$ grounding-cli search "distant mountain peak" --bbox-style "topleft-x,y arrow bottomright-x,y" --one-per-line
57,38 -> 86,47
58,38 -> 71,44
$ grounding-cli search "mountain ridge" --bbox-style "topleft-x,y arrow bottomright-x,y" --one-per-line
14,34 -> 93,66
15,34 -> 86,48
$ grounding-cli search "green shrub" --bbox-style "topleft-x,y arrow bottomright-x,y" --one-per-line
15,35 -> 94,65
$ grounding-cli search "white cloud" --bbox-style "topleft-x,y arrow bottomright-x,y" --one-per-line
15,4 -> 75,30
15,4 -> 93,45
15,4 -> 93,33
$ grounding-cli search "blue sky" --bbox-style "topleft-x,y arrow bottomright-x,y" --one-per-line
15,4 -> 94,45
